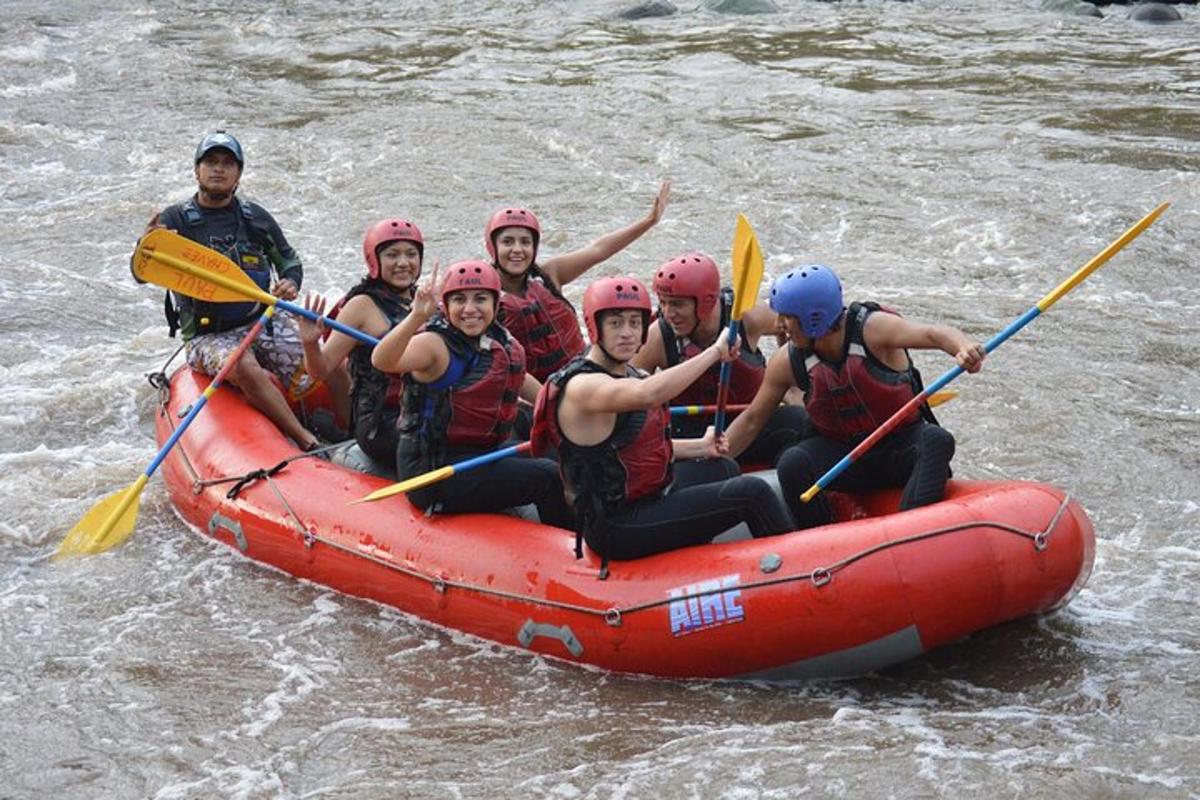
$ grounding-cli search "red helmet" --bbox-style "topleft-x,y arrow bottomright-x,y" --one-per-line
440,260 -> 502,309
363,218 -> 424,280
652,252 -> 720,320
484,207 -> 541,263
582,276 -> 652,345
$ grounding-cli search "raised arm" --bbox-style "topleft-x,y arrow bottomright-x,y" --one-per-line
541,180 -> 671,288
370,270 -> 446,381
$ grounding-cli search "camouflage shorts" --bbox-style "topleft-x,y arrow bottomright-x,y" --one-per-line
185,309 -> 314,396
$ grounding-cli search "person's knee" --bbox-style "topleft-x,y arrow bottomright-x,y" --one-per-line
921,424 -> 955,462
228,353 -> 270,389
776,445 -> 819,489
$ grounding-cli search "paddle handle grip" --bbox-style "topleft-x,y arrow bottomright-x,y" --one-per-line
276,299 -> 380,347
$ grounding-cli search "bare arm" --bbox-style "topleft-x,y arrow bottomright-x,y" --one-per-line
865,312 -> 985,374
370,268 -> 446,381
573,336 -> 735,414
723,348 -> 795,458
298,293 -> 373,381
519,373 -> 542,404
541,180 -> 671,288
630,318 -> 668,372
738,301 -> 778,352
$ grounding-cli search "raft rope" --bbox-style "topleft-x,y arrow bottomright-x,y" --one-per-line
156,367 -> 1074,626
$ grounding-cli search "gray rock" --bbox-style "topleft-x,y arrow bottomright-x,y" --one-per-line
1129,2 -> 1184,20
703,0 -> 781,14
617,0 -> 678,19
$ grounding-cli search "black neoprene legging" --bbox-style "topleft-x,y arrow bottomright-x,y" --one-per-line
586,458 -> 796,561
354,407 -> 400,467
776,422 -> 955,530
404,451 -> 575,530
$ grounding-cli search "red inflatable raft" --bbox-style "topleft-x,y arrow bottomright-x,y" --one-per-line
156,368 -> 1095,680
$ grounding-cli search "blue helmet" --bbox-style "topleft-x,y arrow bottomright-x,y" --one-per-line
769,264 -> 844,337
194,130 -> 244,168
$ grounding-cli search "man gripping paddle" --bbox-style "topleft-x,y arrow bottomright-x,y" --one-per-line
724,264 -> 983,530
131,130 -> 337,451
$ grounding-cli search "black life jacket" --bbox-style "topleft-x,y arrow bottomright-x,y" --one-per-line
531,356 -> 674,568
336,279 -> 411,440
162,197 -> 276,337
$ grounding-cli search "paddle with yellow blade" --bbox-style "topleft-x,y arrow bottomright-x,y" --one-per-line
713,213 -> 766,435
132,228 -> 381,346
56,306 -> 278,558
799,202 -> 1170,505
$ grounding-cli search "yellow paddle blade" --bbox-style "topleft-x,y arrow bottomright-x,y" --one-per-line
55,477 -> 147,558
928,389 -> 958,408
133,228 -> 273,305
730,214 -> 765,320
351,466 -> 455,505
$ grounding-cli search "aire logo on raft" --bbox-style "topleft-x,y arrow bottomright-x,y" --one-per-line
667,574 -> 744,637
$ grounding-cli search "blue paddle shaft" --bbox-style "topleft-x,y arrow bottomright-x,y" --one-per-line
712,321 -> 739,434
276,299 -> 380,346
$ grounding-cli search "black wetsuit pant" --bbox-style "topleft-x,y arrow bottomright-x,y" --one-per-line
587,458 -> 796,561
672,404 -> 812,467
404,449 -> 575,530
776,422 -> 955,530
354,406 -> 400,467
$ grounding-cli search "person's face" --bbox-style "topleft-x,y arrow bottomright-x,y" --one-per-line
656,294 -> 699,338
599,309 -> 644,361
377,241 -> 422,291
494,226 -> 536,276
780,314 -> 811,348
446,289 -> 496,336
194,149 -> 242,197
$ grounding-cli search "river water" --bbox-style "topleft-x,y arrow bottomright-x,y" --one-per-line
2,0 -> 1198,797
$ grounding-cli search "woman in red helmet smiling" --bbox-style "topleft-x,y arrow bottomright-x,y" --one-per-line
484,180 -> 670,383
298,218 -> 424,469
531,276 -> 794,576
370,261 -> 573,526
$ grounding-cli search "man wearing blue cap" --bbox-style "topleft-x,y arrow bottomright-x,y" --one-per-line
134,131 -> 330,451
723,263 -> 985,529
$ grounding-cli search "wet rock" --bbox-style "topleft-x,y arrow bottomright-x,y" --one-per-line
1041,0 -> 1105,15
617,0 -> 678,19
703,0 -> 781,14
1129,1 -> 1184,19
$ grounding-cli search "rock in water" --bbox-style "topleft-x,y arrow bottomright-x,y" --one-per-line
617,0 -> 678,19
1129,2 -> 1184,20
703,0 -> 781,14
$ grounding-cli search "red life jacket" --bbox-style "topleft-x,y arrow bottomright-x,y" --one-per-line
531,357 -> 674,556
661,286 -> 766,409
397,315 -> 526,474
500,271 -> 586,382
788,302 -> 928,444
